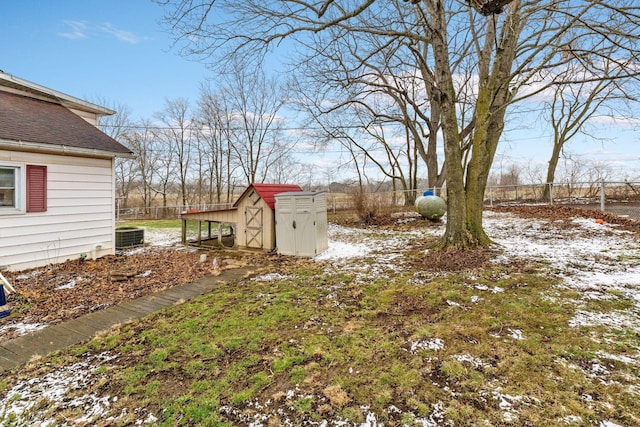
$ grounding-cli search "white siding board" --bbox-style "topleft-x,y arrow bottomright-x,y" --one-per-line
48,189 -> 113,200
3,228 -> 111,252
48,200 -> 112,209
1,220 -> 112,239
49,181 -> 113,191
49,168 -> 109,186
0,150 -> 117,271
1,240 -> 113,271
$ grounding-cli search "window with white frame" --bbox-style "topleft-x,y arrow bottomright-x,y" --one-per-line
0,166 -> 17,208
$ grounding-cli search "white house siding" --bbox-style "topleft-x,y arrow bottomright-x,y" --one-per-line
0,150 -> 115,271
68,107 -> 99,126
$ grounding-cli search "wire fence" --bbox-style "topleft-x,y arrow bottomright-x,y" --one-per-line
485,181 -> 640,220
115,181 -> 640,221
116,203 -> 233,221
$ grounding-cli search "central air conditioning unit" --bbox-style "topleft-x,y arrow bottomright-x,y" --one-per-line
115,226 -> 144,249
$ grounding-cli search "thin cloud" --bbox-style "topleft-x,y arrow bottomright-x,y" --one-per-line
58,20 -> 141,44
99,22 -> 140,44
58,20 -> 88,39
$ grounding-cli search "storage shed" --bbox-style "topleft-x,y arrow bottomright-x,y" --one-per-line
275,191 -> 328,257
181,183 -> 303,250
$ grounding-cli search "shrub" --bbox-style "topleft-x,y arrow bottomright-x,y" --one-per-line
350,188 -> 394,225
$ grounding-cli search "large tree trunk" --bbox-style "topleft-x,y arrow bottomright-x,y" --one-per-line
437,0 -> 521,249
542,140 -> 563,201
465,99 -> 507,246
429,1 -> 475,248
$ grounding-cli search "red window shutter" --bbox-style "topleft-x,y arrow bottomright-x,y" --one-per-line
27,165 -> 47,213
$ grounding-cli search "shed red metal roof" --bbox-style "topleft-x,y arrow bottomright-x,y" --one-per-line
234,183 -> 303,210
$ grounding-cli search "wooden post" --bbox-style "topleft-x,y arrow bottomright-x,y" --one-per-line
181,218 -> 187,245
197,220 -> 202,246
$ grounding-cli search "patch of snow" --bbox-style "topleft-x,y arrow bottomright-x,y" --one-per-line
321,225 -> 418,261
569,310 -> 640,331
452,354 -> 491,369
222,392 -> 445,427
140,227 -> 182,246
0,321 -> 48,336
14,270 -> 45,281
484,211 -> 640,337
562,415 -> 583,424
252,273 -> 295,282
314,241 -> 372,261
485,388 -> 540,424
135,270 -> 153,278
0,353 -> 118,426
409,338 -> 445,353
508,328 -> 525,340
135,412 -> 159,425
597,351 -> 639,366
474,284 -> 504,293
55,280 -> 76,290
591,363 -> 610,375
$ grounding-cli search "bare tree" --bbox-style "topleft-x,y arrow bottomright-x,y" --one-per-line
500,163 -> 521,186
195,83 -> 236,204
124,119 -> 162,210
154,98 -> 194,207
290,29 -> 447,203
95,100 -> 136,207
541,69 -> 635,200
157,0 -> 640,248
266,152 -> 307,184
223,63 -> 292,185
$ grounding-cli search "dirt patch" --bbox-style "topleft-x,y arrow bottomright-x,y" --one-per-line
490,204 -> 640,233
420,246 -> 495,272
0,247 -> 252,343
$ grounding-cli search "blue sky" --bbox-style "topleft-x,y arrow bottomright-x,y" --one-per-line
0,0 -> 208,119
1,1 -> 638,182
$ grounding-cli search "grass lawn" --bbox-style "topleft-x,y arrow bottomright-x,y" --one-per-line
2,212 -> 640,426
119,219 -> 183,229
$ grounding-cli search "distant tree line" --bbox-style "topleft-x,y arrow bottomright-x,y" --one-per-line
100,65 -> 309,209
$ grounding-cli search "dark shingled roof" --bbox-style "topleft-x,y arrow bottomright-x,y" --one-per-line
0,91 -> 131,155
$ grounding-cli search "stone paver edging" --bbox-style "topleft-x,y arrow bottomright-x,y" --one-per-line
0,267 -> 250,372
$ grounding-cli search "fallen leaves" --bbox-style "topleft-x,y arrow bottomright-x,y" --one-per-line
0,247 -> 245,343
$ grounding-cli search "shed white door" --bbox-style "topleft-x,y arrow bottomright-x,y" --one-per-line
275,197 -> 295,255
275,195 -> 316,256
292,196 -> 315,256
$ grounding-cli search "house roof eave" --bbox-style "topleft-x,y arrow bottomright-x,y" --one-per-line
0,71 -> 115,116
0,138 -> 135,159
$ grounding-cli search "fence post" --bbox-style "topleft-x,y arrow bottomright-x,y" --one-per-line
600,180 -> 606,212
